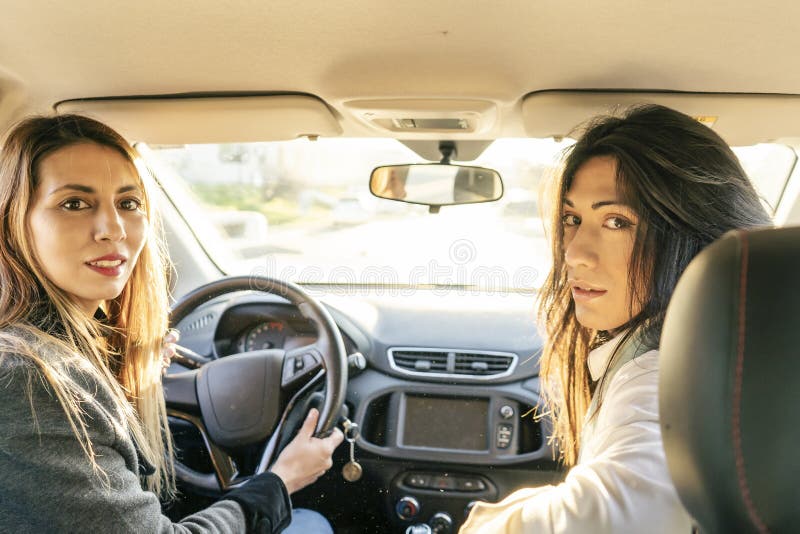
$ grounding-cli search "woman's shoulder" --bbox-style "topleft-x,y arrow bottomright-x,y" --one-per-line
1,323 -> 97,371
0,337 -> 64,435
1,322 -> 62,355
609,348 -> 660,388
594,349 -> 661,427
0,325 -> 43,377
0,324 -> 118,418
0,336 -> 123,453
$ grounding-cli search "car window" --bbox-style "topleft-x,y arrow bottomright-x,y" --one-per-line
140,138 -> 794,291
731,143 -> 796,212
140,138 -> 570,292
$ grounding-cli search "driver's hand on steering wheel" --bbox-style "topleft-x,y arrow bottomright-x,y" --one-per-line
269,408 -> 345,494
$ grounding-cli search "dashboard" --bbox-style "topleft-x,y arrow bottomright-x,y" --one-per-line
235,320 -> 299,353
177,298 -> 359,359
169,288 -> 561,533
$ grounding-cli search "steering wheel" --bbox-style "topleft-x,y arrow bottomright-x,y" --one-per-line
162,275 -> 347,492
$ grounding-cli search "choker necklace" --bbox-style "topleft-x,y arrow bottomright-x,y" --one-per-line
589,330 -> 612,350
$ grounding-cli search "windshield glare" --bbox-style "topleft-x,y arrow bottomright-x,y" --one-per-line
140,138 -> 793,292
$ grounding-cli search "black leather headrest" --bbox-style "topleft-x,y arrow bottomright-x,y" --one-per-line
660,226 -> 800,534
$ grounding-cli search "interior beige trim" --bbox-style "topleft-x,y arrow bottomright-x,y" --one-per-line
56,95 -> 343,144
522,91 -> 800,145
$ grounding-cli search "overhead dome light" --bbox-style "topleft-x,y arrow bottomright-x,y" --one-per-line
390,118 -> 470,130
344,99 -> 497,136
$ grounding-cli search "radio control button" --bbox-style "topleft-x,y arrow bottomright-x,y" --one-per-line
432,475 -> 455,490
428,512 -> 453,534
405,473 -> 431,488
499,405 -> 515,419
455,477 -> 486,491
496,423 -> 513,449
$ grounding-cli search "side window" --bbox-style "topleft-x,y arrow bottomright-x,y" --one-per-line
733,144 -> 797,214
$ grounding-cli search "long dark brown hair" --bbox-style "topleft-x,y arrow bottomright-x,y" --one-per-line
537,104 -> 772,465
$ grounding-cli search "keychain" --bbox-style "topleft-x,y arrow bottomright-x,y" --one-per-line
341,418 -> 363,482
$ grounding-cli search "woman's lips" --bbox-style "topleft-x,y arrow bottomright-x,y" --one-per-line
85,258 -> 126,277
571,286 -> 607,301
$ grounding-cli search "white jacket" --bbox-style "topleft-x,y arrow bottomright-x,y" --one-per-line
460,333 -> 694,533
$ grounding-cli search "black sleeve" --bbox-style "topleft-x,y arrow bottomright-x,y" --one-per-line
224,472 -> 292,533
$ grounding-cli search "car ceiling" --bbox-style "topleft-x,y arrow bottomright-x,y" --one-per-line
1,1 -> 799,140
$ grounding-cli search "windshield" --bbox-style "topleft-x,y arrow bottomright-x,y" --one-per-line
140,139 -> 794,291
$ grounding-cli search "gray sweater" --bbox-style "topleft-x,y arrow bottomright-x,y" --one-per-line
0,339 -> 290,533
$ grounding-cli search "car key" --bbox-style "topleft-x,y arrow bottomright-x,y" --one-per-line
341,419 -> 363,482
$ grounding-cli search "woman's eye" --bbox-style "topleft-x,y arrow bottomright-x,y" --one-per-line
119,198 -> 143,211
604,216 -> 632,230
562,214 -> 581,226
60,199 -> 89,211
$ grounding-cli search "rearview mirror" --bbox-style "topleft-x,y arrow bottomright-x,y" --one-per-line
370,164 -> 503,207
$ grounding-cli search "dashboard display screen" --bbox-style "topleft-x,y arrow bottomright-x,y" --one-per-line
402,395 -> 489,451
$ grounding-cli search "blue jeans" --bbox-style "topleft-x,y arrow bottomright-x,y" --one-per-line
282,508 -> 333,533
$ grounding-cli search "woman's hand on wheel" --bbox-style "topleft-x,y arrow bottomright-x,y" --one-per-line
160,329 -> 179,375
269,408 -> 344,494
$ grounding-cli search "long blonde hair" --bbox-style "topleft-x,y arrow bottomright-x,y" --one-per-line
0,114 -> 175,497
537,105 -> 771,466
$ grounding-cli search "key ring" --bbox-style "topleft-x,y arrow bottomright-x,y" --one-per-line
342,418 -> 360,441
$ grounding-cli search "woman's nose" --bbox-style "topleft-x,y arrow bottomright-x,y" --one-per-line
564,225 -> 598,270
94,206 -> 127,242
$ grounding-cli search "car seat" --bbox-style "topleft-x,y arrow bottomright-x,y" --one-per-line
659,226 -> 800,533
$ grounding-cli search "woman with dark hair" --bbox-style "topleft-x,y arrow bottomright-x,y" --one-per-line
0,114 -> 342,533
461,104 -> 771,533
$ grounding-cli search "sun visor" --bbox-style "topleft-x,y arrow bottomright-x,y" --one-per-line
522,91 -> 800,145
56,95 -> 342,144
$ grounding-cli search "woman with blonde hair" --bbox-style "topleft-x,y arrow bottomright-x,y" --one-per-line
461,104 -> 772,533
0,114 -> 342,533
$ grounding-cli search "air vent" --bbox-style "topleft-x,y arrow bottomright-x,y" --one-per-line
453,352 -> 515,376
388,347 -> 517,380
184,313 -> 215,332
391,350 -> 449,373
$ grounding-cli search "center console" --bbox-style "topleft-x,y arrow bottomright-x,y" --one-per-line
350,373 -> 553,533
399,393 -> 518,453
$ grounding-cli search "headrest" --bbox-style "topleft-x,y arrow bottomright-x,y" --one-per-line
660,226 -> 800,533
